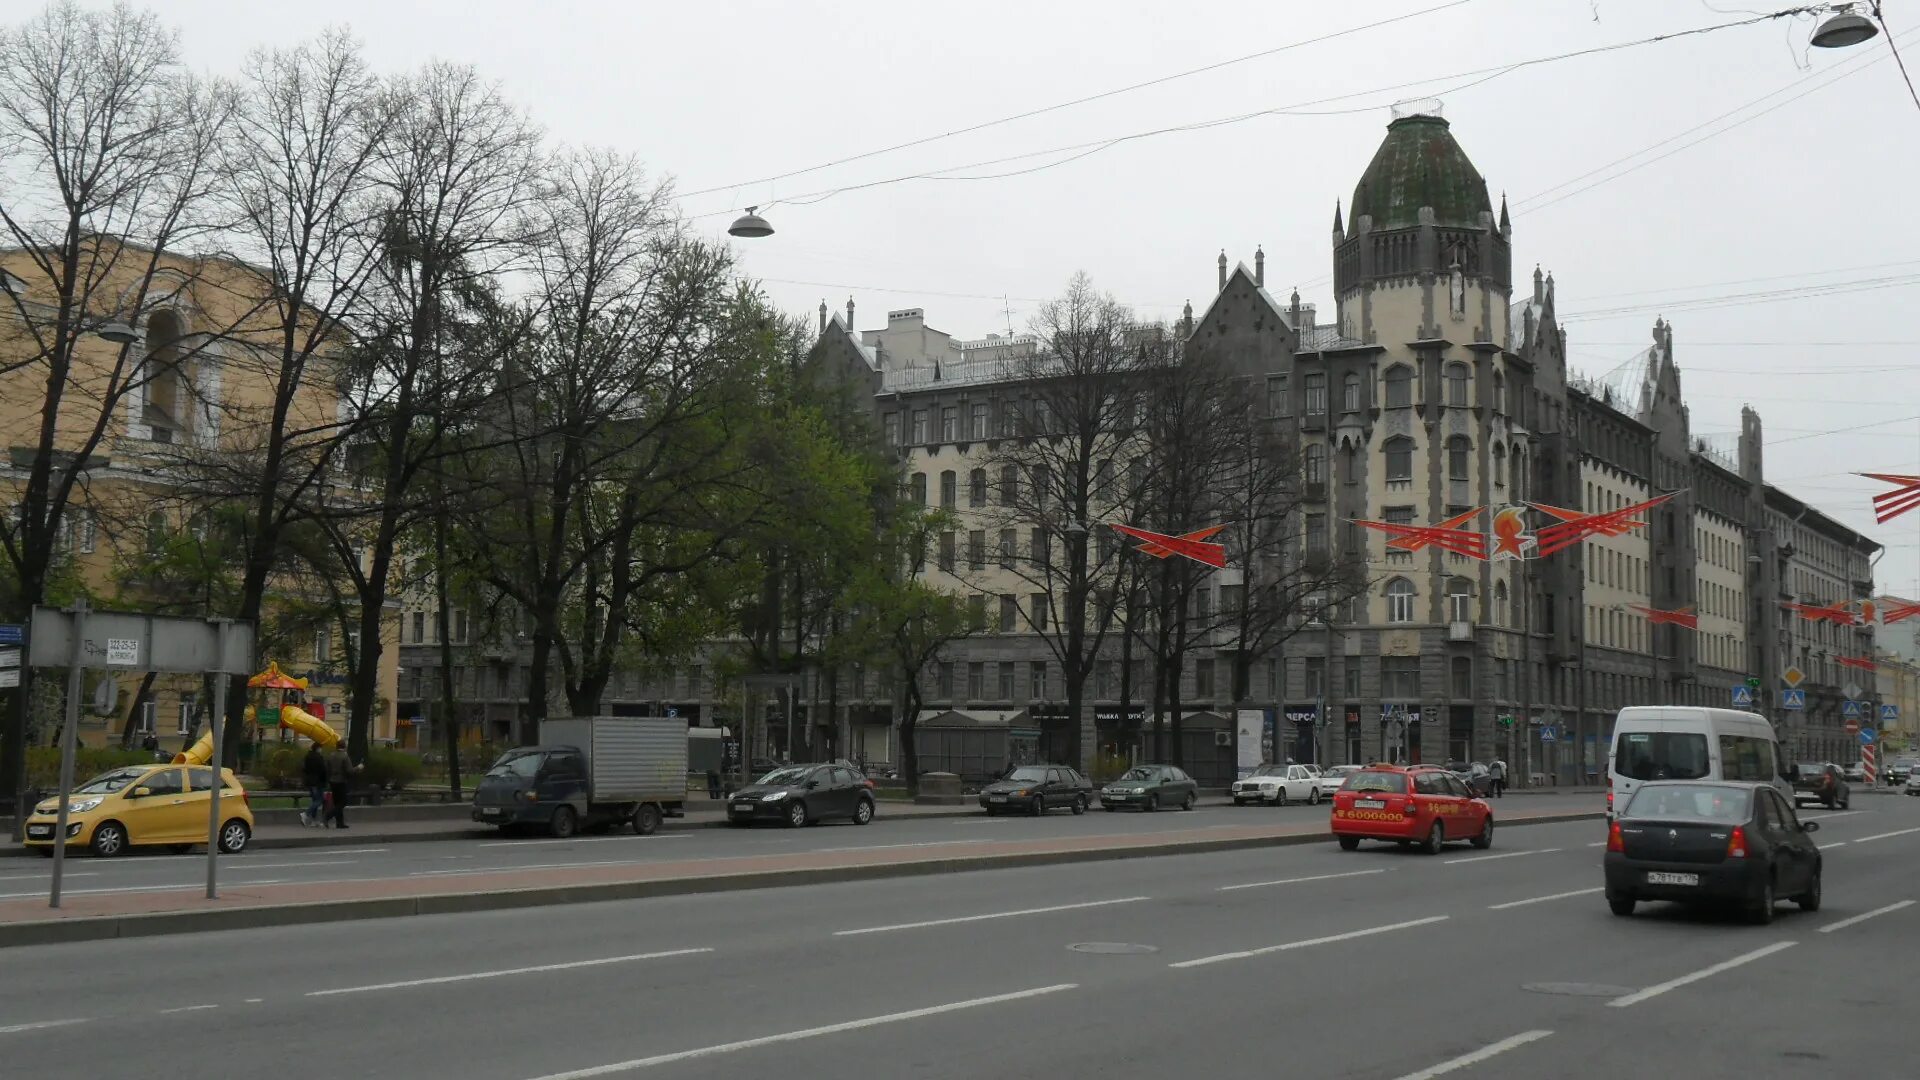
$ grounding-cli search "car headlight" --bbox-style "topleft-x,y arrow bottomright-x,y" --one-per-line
64,798 -> 103,814
760,791 -> 787,802
1129,787 -> 1146,794
1012,788 -> 1031,797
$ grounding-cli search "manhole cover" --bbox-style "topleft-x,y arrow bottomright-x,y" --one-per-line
1522,982 -> 1635,998
1067,942 -> 1158,955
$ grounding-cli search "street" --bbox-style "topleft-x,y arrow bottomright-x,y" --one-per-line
0,797 -> 1911,1079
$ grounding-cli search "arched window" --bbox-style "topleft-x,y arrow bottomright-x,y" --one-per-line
143,308 -> 190,438
939,470 -> 957,509
1384,364 -> 1413,409
1491,443 -> 1507,489
1342,373 -> 1362,413
1494,581 -> 1509,627
1383,436 -> 1414,481
1446,435 -> 1470,482
1386,578 -> 1416,623
1493,370 -> 1507,414
1304,443 -> 1326,485
1446,577 -> 1473,622
1445,362 -> 1469,408
910,473 -> 928,506
1340,443 -> 1358,484
968,468 -> 988,507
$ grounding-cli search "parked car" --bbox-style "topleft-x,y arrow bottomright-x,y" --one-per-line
1099,765 -> 1198,812
1448,761 -> 1496,798
1231,763 -> 1323,806
1843,763 -> 1866,783
25,764 -> 252,857
727,763 -> 876,827
978,765 -> 1093,816
473,717 -> 686,837
1789,762 -> 1850,810
1905,771 -> 1920,796
1604,780 -> 1821,924
1317,764 -> 1362,799
1331,764 -> 1492,853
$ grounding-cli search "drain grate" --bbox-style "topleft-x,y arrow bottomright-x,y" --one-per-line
1522,982 -> 1636,998
1067,942 -> 1158,955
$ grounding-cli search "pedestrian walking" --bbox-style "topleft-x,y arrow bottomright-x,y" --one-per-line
324,742 -> 358,829
301,741 -> 329,826
1489,758 -> 1507,798
705,768 -> 721,800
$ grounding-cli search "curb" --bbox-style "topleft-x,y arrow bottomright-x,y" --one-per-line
0,811 -> 1606,949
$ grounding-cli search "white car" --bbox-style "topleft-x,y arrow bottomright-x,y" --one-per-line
1317,764 -> 1361,798
1231,763 -> 1323,806
1905,772 -> 1920,797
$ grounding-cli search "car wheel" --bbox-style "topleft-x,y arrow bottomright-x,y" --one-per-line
633,803 -> 662,836
1796,867 -> 1822,912
785,800 -> 808,828
1749,874 -> 1776,925
1030,795 -> 1045,817
1337,835 -> 1360,851
89,820 -> 128,857
1308,788 -> 1321,806
218,819 -> 251,854
1071,795 -> 1087,816
852,798 -> 874,825
1607,894 -> 1636,917
1421,821 -> 1445,855
1146,794 -> 1159,813
1181,792 -> 1196,811
1471,816 -> 1493,850
1104,805 -> 1116,812
1276,789 -> 1288,807
985,807 -> 999,817
548,805 -> 577,839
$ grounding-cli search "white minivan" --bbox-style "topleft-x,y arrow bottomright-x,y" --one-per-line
1607,706 -> 1792,817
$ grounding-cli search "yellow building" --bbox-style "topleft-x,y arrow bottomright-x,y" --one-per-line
0,242 -> 399,749
1876,652 -> 1920,756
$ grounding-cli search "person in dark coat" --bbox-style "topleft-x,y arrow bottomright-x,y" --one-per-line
301,742 -> 329,826
324,743 -> 357,829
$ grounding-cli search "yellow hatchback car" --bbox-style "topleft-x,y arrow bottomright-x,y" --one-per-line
25,764 -> 254,857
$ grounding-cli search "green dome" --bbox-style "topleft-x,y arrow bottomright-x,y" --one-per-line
1349,114 -> 1491,231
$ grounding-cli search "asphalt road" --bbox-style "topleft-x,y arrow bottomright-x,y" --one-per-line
0,795 -> 1513,899
2,798 -> 1912,1080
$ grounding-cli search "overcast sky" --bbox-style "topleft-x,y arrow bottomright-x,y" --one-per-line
152,0 -> 1920,597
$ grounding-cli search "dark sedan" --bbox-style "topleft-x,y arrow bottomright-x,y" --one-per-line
1098,765 -> 1198,812
1446,761 -> 1496,798
726,764 -> 876,828
1790,762 -> 1850,810
978,765 -> 1092,816
1604,780 -> 1822,924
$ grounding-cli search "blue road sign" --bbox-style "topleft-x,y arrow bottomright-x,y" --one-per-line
0,624 -> 20,645
1843,700 -> 1864,719
1731,685 -> 1755,707
1540,727 -> 1556,743
1882,704 -> 1902,722
1781,689 -> 1807,710
1860,728 -> 1877,745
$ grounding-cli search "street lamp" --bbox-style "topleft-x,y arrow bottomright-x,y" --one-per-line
727,206 -> 775,239
95,321 -> 139,345
1811,6 -> 1879,50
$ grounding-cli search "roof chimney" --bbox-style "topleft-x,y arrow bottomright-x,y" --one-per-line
819,299 -> 828,334
1217,249 -> 1227,292
846,296 -> 855,330
1254,246 -> 1265,287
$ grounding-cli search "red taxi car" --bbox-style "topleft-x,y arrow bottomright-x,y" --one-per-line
1330,764 -> 1494,854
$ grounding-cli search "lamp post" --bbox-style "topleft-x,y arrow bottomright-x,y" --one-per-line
1810,5 -> 1880,50
728,207 -> 775,238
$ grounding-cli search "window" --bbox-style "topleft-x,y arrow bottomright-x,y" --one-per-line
1386,578 -> 1416,623
1450,656 -> 1472,698
1304,657 -> 1325,697
1304,444 -> 1326,485
969,404 -> 988,440
1383,507 -> 1414,560
1342,373 -> 1362,412
77,510 -> 97,554
412,611 -> 426,644
939,531 -> 956,571
1030,594 -> 1049,631
882,412 -> 900,446
1381,657 -> 1420,699
999,594 -> 1017,632
1220,583 -> 1244,612
910,473 -> 927,506
968,661 -> 984,700
1493,371 -> 1507,414
1384,365 -> 1412,409
998,529 -> 1015,569
1341,443 -> 1358,485
1267,374 -> 1290,417
937,662 -> 955,700
969,469 -> 987,507
453,610 -> 469,644
1447,435 -> 1469,481
1493,581 -> 1508,627
136,768 -> 185,797
1029,661 -> 1047,700
911,410 -> 929,443
1196,659 -> 1216,699
1030,528 -> 1049,569
1304,373 -> 1327,414
145,510 -> 168,555
968,529 -> 986,570
1445,363 -> 1469,407
940,470 -> 957,509
1492,444 -> 1506,489
1614,731 -> 1709,781
1031,466 -> 1052,513
1718,734 -> 1777,782
1384,436 -> 1414,481
999,662 -> 1016,700
940,407 -> 958,441
313,629 -> 331,664
1305,513 -> 1327,556
1344,659 -> 1363,698
1446,577 -> 1473,622
999,465 -> 1019,504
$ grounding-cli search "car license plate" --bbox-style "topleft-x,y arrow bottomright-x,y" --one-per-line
730,804 -> 752,813
1646,872 -> 1698,887
480,807 -> 501,818
1355,799 -> 1385,809
990,795 -> 1007,803
26,824 -> 51,839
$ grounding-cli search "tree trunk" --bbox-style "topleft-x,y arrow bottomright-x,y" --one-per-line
524,632 -> 554,745
433,513 -> 461,798
117,671 -> 159,750
899,679 -> 921,797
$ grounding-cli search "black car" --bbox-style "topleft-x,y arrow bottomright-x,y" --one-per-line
1447,761 -> 1496,798
1790,762 -> 1850,810
726,764 -> 875,828
1604,780 -> 1822,924
1098,765 -> 1198,812
978,765 -> 1093,816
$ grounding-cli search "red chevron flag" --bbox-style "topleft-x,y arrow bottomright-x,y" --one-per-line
1862,472 -> 1920,524
1784,600 -> 1861,625
1630,605 -> 1698,630
1837,655 -> 1878,672
1108,523 -> 1228,568
1881,598 -> 1920,625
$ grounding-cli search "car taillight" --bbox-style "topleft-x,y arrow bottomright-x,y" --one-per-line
240,790 -> 250,805
1403,799 -> 1419,817
1726,825 -> 1748,859
1606,789 -> 1613,811
864,779 -> 876,789
1606,821 -> 1625,852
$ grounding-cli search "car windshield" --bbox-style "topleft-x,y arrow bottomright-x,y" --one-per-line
1005,766 -> 1050,783
1795,763 -> 1827,778
1326,766 -> 1359,776
1613,732 -> 1710,781
73,768 -> 147,795
1119,768 -> 1159,781
757,767 -> 814,786
486,752 -> 544,779
1623,784 -> 1752,822
1346,770 -> 1408,794
1250,765 -> 1287,777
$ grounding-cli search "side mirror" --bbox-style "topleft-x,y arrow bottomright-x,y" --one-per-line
1802,821 -> 1820,833
805,780 -> 818,790
131,787 -> 152,798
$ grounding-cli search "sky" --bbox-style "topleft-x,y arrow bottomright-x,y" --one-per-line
143,0 -> 1920,593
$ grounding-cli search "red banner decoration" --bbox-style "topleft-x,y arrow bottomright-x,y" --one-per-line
1527,491 -> 1676,558
1353,507 -> 1488,561
1881,598 -> 1920,625
1109,523 -> 1227,568
1784,601 -> 1862,625
1837,655 -> 1878,672
1353,493 -> 1684,564
1861,472 -> 1920,524
1630,605 -> 1699,630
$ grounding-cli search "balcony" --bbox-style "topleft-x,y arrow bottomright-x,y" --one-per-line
1448,621 -> 1473,642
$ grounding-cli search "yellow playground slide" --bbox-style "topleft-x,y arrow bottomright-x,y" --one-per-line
172,704 -> 340,765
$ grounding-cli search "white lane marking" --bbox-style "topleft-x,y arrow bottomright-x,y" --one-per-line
159,1005 -> 219,1015
1586,841 -> 1607,848
1809,810 -> 1865,819
1393,1030 -> 1554,1080
1218,869 -> 1388,892
1852,826 -> 1920,844
834,897 -> 1150,936
243,998 -> 263,1004
308,948 -> 713,997
524,983 -> 1078,1077
0,1019 -> 88,1035
1444,848 -> 1560,865
1607,942 -> 1797,1008
0,871 -> 96,883
1487,887 -> 1603,910
1821,840 -> 1849,848
1170,916 -> 1448,969
1818,900 -> 1915,934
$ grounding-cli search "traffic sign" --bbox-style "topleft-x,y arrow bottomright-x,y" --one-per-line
1731,685 -> 1755,707
1844,682 -> 1865,702
1846,718 -> 1861,735
0,647 -> 16,668
1843,700 -> 1863,720
1781,688 -> 1807,710
0,668 -> 16,689
0,624 -> 20,645
1540,727 -> 1556,743
1781,666 -> 1806,688
1882,704 -> 1902,722
1860,728 -> 1877,745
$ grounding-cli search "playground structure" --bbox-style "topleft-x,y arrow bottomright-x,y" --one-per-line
173,661 -> 340,765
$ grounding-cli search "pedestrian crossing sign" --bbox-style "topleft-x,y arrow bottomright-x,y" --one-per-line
1843,700 -> 1863,719
1540,727 -> 1556,743
1731,685 -> 1754,707
1781,689 -> 1807,710
1882,704 -> 1901,722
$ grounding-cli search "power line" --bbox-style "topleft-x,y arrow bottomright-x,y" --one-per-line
1875,3 -> 1920,112
1560,271 -> 1920,321
1769,412 -> 1920,445
1565,257 -> 1920,303
676,0 -> 1480,201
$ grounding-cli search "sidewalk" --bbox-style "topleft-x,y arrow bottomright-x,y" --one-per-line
0,801 -> 1606,947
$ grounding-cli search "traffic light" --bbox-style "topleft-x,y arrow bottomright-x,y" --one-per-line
1498,714 -> 1514,729
1745,677 -> 1762,690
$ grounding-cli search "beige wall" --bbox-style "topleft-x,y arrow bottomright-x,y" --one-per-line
1695,510 -> 1748,671
1580,461 -> 1652,651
